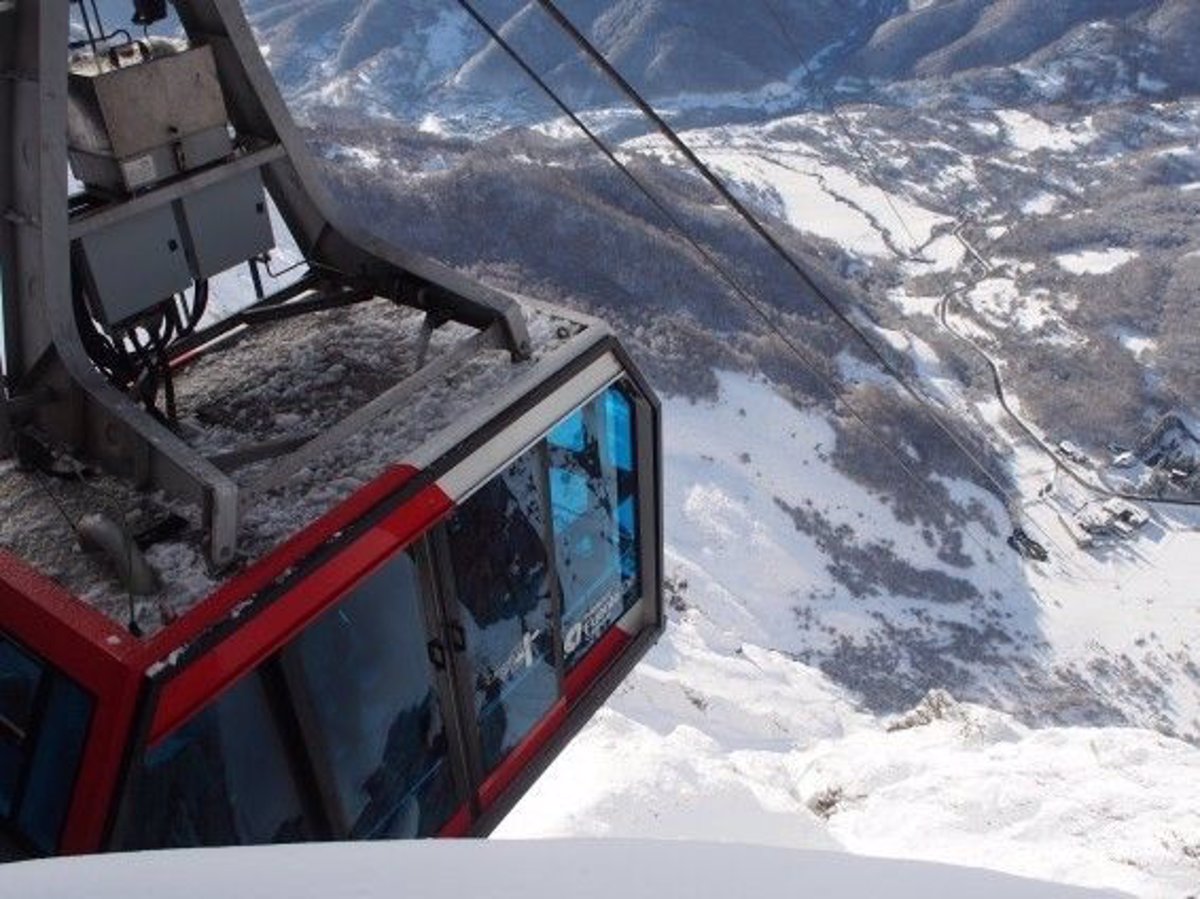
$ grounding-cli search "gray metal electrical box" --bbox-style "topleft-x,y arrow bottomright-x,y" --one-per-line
67,43 -> 233,194
77,204 -> 193,326
75,170 -> 276,325
180,171 -> 274,279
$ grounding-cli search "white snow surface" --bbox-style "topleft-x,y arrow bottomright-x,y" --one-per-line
1022,192 -> 1060,216
0,840 -> 1112,899
497,374 -> 1200,898
0,301 -> 583,633
624,119 -> 951,259
1057,249 -> 1139,275
995,110 -> 1099,155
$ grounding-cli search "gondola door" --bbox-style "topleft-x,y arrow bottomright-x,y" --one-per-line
427,379 -> 652,824
433,445 -> 566,811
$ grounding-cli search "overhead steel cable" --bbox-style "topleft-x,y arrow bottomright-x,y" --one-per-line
749,0 -> 1091,568
526,0 -> 1132,585
449,0 -> 1073,592
523,0 -> 1035,511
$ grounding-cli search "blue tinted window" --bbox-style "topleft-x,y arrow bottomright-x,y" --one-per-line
549,414 -> 587,453
292,553 -> 457,839
447,452 -> 558,775
549,385 -> 641,669
0,639 -> 41,818
117,674 -> 310,849
549,467 -> 589,525
606,389 -> 635,472
0,635 -> 93,853
0,640 -> 41,734
18,677 -> 92,852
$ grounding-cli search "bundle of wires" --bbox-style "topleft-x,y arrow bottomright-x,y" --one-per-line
74,277 -> 209,424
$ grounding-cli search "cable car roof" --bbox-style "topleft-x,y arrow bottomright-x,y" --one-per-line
0,294 -> 609,637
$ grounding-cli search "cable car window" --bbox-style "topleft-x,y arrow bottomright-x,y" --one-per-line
0,635 -> 93,853
289,552 -> 458,839
16,676 -> 92,852
0,639 -> 41,817
446,452 -> 558,775
116,672 -> 310,850
548,384 -> 641,669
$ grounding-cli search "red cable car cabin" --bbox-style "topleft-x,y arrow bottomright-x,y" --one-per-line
0,0 -> 662,862
0,301 -> 662,858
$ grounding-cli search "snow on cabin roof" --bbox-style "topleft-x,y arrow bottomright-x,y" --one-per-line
0,297 -> 590,636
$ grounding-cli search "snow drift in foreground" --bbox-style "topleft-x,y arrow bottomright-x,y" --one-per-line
0,840 -> 1114,899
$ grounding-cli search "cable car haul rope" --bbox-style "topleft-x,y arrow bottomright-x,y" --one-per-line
452,0 -> 1091,569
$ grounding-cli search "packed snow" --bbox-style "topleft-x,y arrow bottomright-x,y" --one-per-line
624,120 -> 952,259
965,277 -> 1061,334
0,840 -> 1112,899
1117,330 -> 1158,360
497,374 -> 1200,897
1057,249 -> 1140,275
1021,192 -> 1060,216
995,111 -> 1099,155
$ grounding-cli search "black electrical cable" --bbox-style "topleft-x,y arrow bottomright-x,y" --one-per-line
147,328 -> 178,422
182,279 -> 209,337
76,0 -> 101,56
73,273 -> 209,424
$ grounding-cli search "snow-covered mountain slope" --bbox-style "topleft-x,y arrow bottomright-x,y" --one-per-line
0,840 -> 1114,899
85,0 -> 1200,121
227,0 -> 1200,129
498,375 -> 1200,898
237,0 -> 897,117
621,96 -> 1200,445
284,10 -> 1200,882
288,60 -> 1200,892
849,0 -> 1198,90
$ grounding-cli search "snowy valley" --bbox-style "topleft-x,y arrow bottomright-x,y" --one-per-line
251,2 -> 1200,895
499,374 -> 1200,897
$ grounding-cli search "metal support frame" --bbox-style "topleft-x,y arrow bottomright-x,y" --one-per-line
245,322 -> 508,498
0,0 -> 26,390
1,0 -> 534,567
0,2 -> 11,457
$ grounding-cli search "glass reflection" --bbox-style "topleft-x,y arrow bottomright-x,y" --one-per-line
118,673 -> 308,849
0,638 -> 42,818
0,636 -> 93,852
549,386 -> 640,669
293,553 -> 457,839
446,452 -> 557,775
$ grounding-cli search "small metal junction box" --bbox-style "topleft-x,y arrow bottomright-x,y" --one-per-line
76,169 -> 274,325
179,170 -> 274,280
76,202 -> 193,325
67,43 -> 233,195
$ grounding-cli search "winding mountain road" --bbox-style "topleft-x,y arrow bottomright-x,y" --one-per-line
936,284 -> 1200,511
